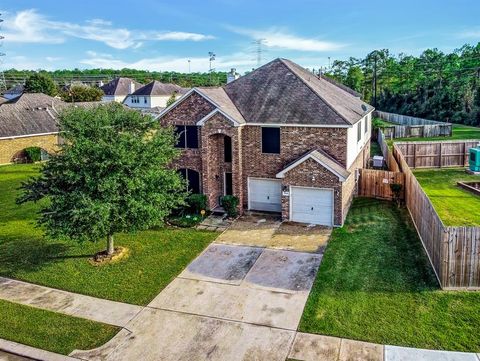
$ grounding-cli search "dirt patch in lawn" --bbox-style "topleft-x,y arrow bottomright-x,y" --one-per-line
216,213 -> 331,253
89,247 -> 129,266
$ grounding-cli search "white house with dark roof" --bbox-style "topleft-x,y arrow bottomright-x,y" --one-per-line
123,80 -> 188,109
100,77 -> 143,103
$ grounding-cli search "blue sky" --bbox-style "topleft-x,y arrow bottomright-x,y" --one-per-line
1,0 -> 479,73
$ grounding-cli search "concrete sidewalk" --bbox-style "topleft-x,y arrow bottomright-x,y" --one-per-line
0,277 -> 143,328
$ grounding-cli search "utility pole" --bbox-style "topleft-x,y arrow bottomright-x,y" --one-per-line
252,39 -> 265,68
0,13 -> 6,92
373,51 -> 378,108
188,59 -> 191,74
208,52 -> 216,85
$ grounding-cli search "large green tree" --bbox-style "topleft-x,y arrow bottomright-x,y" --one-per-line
18,103 -> 186,255
61,84 -> 104,102
24,73 -> 58,96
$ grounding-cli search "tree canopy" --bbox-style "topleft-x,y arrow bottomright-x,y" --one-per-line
326,43 -> 480,126
18,103 -> 187,254
24,73 -> 58,96
60,84 -> 104,102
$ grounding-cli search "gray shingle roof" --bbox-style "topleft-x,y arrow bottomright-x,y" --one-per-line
100,77 -> 143,96
132,81 -> 188,96
223,58 -> 373,126
4,84 -> 25,96
196,87 -> 246,124
0,93 -> 108,138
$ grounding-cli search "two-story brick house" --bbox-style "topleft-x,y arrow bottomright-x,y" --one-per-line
157,58 -> 374,226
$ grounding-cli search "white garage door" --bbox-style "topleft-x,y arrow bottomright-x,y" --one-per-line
248,178 -> 282,212
291,187 -> 333,226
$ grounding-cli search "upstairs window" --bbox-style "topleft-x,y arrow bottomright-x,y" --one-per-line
365,117 -> 368,134
175,125 -> 198,149
144,97 -> 147,104
261,127 -> 280,154
357,121 -> 362,142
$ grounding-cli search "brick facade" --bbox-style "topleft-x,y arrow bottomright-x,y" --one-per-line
0,134 -> 59,164
280,158 -> 343,225
159,91 -> 370,225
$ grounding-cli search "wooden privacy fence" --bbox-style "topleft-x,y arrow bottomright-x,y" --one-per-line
375,110 -> 452,138
395,140 -> 479,168
393,144 -> 480,289
377,129 -> 401,172
358,169 -> 404,200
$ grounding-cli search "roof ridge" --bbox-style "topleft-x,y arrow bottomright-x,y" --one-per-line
313,148 -> 345,169
214,86 -> 248,124
278,59 -> 351,125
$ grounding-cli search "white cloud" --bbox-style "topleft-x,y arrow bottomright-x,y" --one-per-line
228,26 -> 345,52
80,52 -> 257,72
458,28 -> 480,39
154,32 -> 215,41
3,9 -> 215,49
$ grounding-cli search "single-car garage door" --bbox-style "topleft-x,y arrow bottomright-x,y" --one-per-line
248,178 -> 282,212
291,187 -> 333,226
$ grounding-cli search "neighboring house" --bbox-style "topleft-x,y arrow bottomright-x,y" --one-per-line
3,84 -> 25,100
123,81 -> 188,109
157,58 -> 374,226
100,77 -> 143,103
0,93 -> 99,164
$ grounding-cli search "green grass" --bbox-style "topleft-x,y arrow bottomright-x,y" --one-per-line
299,198 -> 480,352
373,117 -> 396,128
413,168 -> 480,226
0,299 -> 119,355
0,164 -> 217,305
370,141 -> 383,157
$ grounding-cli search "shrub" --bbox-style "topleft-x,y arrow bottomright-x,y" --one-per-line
186,193 -> 208,214
221,195 -> 239,218
24,147 -> 42,162
390,183 -> 403,207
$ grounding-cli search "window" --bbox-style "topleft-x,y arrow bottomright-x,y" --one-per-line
179,168 -> 201,194
174,125 -> 198,149
224,136 -> 232,162
224,173 -> 233,195
357,121 -> 362,142
364,117 -> 368,134
144,97 -> 147,104
261,127 -> 280,154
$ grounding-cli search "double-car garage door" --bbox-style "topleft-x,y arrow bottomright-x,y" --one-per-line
248,178 -> 333,226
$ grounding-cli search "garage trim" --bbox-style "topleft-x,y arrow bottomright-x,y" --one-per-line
289,185 -> 334,226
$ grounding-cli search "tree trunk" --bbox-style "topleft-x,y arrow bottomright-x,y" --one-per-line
107,234 -> 114,255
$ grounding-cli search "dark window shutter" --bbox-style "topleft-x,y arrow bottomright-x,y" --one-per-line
261,127 -> 280,154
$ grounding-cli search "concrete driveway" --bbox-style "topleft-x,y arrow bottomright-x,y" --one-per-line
216,213 -> 332,253
72,243 -> 322,361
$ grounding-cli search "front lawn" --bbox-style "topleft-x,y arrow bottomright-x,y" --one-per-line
413,168 -> 480,226
299,198 -> 480,352
0,164 -> 217,305
0,299 -> 119,355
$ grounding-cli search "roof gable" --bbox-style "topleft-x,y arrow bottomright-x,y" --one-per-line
276,149 -> 350,182
100,77 -> 143,96
132,81 -> 188,96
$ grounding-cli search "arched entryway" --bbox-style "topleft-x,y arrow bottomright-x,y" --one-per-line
205,133 -> 233,208
11,147 -> 50,163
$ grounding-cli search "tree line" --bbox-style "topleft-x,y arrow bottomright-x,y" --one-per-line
4,68 -> 228,89
326,43 -> 480,126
